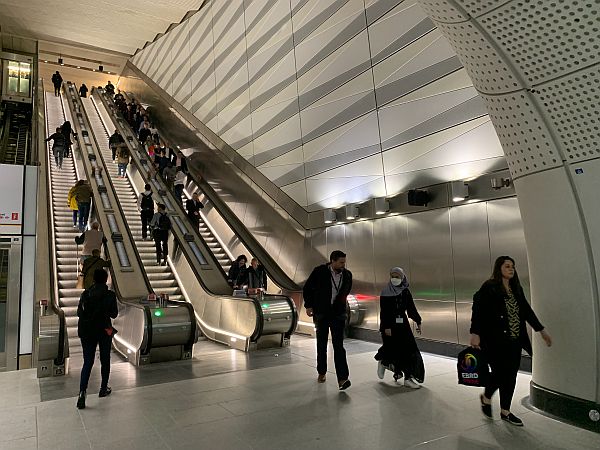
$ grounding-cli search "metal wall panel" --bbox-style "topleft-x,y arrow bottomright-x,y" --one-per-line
487,198 -> 530,298
325,224 -> 347,257
407,209 -> 457,342
344,221 -> 378,329
450,203 -> 491,344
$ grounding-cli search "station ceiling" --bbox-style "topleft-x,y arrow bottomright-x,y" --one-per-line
0,0 -> 205,55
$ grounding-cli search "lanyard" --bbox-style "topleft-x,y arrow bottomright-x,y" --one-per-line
331,270 -> 342,293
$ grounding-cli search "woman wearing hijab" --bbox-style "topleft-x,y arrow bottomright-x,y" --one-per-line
374,267 -> 424,388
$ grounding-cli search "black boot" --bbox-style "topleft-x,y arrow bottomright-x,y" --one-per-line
77,391 -> 86,409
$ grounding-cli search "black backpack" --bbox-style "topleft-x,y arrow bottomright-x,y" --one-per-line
158,213 -> 171,231
140,193 -> 154,211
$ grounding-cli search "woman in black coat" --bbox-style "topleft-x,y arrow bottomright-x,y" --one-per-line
471,256 -> 552,426
375,267 -> 424,388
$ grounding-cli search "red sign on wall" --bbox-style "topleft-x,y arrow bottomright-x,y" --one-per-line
11,213 -> 18,220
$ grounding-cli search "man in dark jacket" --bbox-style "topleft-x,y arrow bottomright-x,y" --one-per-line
185,192 -> 204,229
108,130 -> 125,162
51,71 -> 63,96
237,258 -> 267,289
77,269 -> 118,409
303,250 -> 352,390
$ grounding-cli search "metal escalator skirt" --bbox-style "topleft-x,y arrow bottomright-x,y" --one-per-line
171,216 -> 207,265
100,192 -> 111,210
259,296 -> 295,335
106,214 -> 119,233
114,241 -> 131,268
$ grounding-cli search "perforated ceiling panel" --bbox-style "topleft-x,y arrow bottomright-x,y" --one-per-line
434,20 -> 522,94
536,65 -> 600,164
480,92 -> 560,176
479,0 -> 600,85
457,0 -> 512,17
416,0 -> 468,22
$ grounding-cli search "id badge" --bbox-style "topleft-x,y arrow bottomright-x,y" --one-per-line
395,317 -> 404,324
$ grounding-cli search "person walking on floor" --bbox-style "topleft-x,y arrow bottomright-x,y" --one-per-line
185,192 -> 204,229
71,180 -> 93,231
138,184 -> 155,241
51,71 -> 63,96
149,203 -> 171,266
76,268 -> 118,409
46,127 -> 66,169
471,256 -> 552,427
375,267 -> 424,388
81,249 -> 111,290
303,250 -> 353,390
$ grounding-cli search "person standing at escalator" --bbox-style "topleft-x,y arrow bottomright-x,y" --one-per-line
149,203 -> 171,266
71,180 -> 93,231
51,71 -> 63,96
138,184 -> 155,241
109,130 -> 124,162
46,127 -> 66,169
227,255 -> 247,289
61,120 -> 76,158
185,192 -> 204,229
116,144 -> 130,178
79,83 -> 89,98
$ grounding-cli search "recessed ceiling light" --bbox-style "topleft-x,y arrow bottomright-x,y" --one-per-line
77,66 -> 80,69
44,60 -> 48,63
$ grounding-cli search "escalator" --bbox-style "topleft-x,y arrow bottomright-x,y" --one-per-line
0,102 -> 31,165
44,93 -> 84,352
92,88 -> 298,351
80,96 -> 185,303
41,82 -> 198,367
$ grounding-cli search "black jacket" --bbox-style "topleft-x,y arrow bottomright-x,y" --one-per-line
109,132 -> 124,148
228,263 -> 246,287
171,154 -> 188,173
238,265 -> 267,289
139,127 -> 152,143
470,280 -> 544,355
303,264 -> 352,316
380,288 -> 421,332
51,73 -> 63,86
186,199 -> 204,221
77,284 -> 118,339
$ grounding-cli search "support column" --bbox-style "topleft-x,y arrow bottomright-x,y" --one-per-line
416,0 -> 600,431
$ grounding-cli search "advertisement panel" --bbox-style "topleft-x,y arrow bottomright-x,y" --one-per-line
0,164 -> 24,235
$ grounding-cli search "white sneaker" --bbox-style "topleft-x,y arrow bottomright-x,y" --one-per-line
377,362 -> 385,380
404,378 -> 421,389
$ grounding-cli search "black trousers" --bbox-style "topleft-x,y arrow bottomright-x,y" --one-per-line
79,333 -> 112,391
484,339 -> 522,410
314,313 -> 349,381
140,210 -> 153,239
153,230 -> 169,262
54,84 -> 60,96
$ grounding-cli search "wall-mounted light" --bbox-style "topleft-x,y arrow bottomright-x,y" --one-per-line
451,181 -> 469,202
345,205 -> 359,220
374,197 -> 389,215
491,177 -> 512,190
324,209 -> 337,224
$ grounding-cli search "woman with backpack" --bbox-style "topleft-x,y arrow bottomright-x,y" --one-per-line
149,203 -> 171,265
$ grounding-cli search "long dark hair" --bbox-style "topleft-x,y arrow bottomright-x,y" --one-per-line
490,255 -> 522,292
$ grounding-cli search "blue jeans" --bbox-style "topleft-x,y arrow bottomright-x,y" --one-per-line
117,163 -> 128,177
77,202 -> 90,230
79,333 -> 112,391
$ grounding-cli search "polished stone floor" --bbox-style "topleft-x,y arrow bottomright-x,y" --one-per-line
0,337 -> 598,449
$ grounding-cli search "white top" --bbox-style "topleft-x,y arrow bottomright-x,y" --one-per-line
174,171 -> 186,186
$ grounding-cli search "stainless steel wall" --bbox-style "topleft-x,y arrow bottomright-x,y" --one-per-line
311,197 -> 528,344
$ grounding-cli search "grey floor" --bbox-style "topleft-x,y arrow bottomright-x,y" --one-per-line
0,336 -> 598,450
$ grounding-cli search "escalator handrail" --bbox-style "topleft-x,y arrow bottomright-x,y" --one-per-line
72,88 -> 155,295
42,81 -> 67,364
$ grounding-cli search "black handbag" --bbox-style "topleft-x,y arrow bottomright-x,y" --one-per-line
457,347 -> 489,387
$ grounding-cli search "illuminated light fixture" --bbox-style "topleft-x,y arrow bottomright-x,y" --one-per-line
76,66 -> 81,69
99,65 -> 104,72
230,337 -> 237,343
451,181 -> 469,202
44,60 -> 48,63
92,69 -> 96,72
345,205 -> 359,220
374,197 -> 390,215
324,209 -> 337,224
